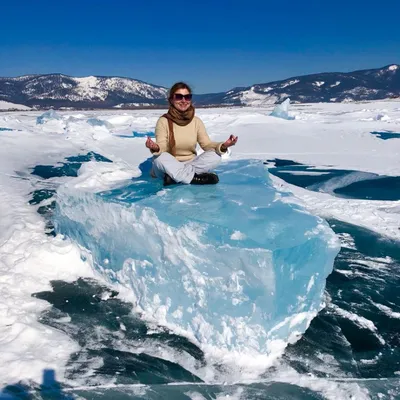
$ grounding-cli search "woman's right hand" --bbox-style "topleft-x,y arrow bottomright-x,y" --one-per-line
146,136 -> 160,152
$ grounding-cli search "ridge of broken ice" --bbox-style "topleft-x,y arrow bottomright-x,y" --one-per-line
54,159 -> 340,360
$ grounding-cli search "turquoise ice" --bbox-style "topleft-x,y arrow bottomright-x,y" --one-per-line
36,109 -> 61,124
54,159 -> 339,355
87,117 -> 113,128
270,98 -> 295,120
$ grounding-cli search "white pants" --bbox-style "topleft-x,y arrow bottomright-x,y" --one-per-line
152,151 -> 221,184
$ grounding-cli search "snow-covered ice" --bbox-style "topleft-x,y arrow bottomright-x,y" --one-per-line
0,100 -> 31,110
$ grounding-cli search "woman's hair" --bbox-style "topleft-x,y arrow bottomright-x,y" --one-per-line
168,82 -> 192,101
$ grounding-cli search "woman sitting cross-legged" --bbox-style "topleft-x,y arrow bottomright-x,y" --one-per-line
145,82 -> 238,186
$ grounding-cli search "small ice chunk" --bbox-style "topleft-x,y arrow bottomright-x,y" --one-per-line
87,118 -> 113,129
375,114 -> 390,121
230,231 -> 247,240
270,99 -> 295,120
36,110 -> 61,124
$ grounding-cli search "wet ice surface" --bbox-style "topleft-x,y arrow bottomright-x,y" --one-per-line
267,158 -> 400,201
2,220 -> 398,399
370,131 -> 400,140
18,154 -> 398,399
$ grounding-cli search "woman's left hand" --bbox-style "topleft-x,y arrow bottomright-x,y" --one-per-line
223,135 -> 238,149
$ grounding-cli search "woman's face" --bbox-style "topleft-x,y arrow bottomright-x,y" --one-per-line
171,88 -> 192,112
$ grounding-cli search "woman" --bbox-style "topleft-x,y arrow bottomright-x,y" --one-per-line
145,82 -> 238,186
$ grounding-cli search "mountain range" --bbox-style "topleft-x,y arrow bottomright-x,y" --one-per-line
0,64 -> 399,109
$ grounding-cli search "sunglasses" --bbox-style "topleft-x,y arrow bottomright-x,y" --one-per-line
173,93 -> 193,101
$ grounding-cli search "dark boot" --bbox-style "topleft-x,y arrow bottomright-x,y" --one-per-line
163,174 -> 177,186
190,172 -> 219,185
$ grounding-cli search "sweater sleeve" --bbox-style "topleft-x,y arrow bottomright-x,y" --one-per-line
196,118 -> 226,155
151,117 -> 169,156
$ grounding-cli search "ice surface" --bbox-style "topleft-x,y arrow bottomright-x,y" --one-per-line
0,100 -> 31,110
1,103 -> 400,392
54,159 -> 339,357
270,99 -> 295,120
87,117 -> 113,129
132,130 -> 155,138
375,113 -> 390,121
36,109 -> 61,124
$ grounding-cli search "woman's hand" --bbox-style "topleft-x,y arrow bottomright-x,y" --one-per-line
146,136 -> 160,152
221,135 -> 238,151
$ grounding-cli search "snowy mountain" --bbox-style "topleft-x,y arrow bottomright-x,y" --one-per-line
199,64 -> 400,106
0,65 -> 399,109
0,74 -> 168,109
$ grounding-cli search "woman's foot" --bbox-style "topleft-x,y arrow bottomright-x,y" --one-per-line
163,174 -> 177,186
190,173 -> 219,185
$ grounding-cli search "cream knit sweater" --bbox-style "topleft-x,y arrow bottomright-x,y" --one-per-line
151,116 -> 225,161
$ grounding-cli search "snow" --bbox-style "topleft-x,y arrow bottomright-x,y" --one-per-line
5,75 -> 167,103
73,76 -> 108,101
235,87 -> 278,106
261,86 -> 273,93
114,102 -> 155,108
71,76 -> 167,101
0,100 -> 31,110
0,100 -> 400,390
280,79 -> 300,89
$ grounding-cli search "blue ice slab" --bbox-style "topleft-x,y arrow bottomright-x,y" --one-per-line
270,99 -> 295,120
54,160 -> 339,354
36,109 -> 61,124
116,131 -> 155,138
371,131 -> 400,140
132,131 -> 155,138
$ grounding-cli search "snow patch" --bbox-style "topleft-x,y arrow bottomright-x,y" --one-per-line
280,80 -> 300,89
0,100 -> 31,110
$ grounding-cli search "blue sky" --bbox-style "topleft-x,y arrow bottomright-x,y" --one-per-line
1,0 -> 399,93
